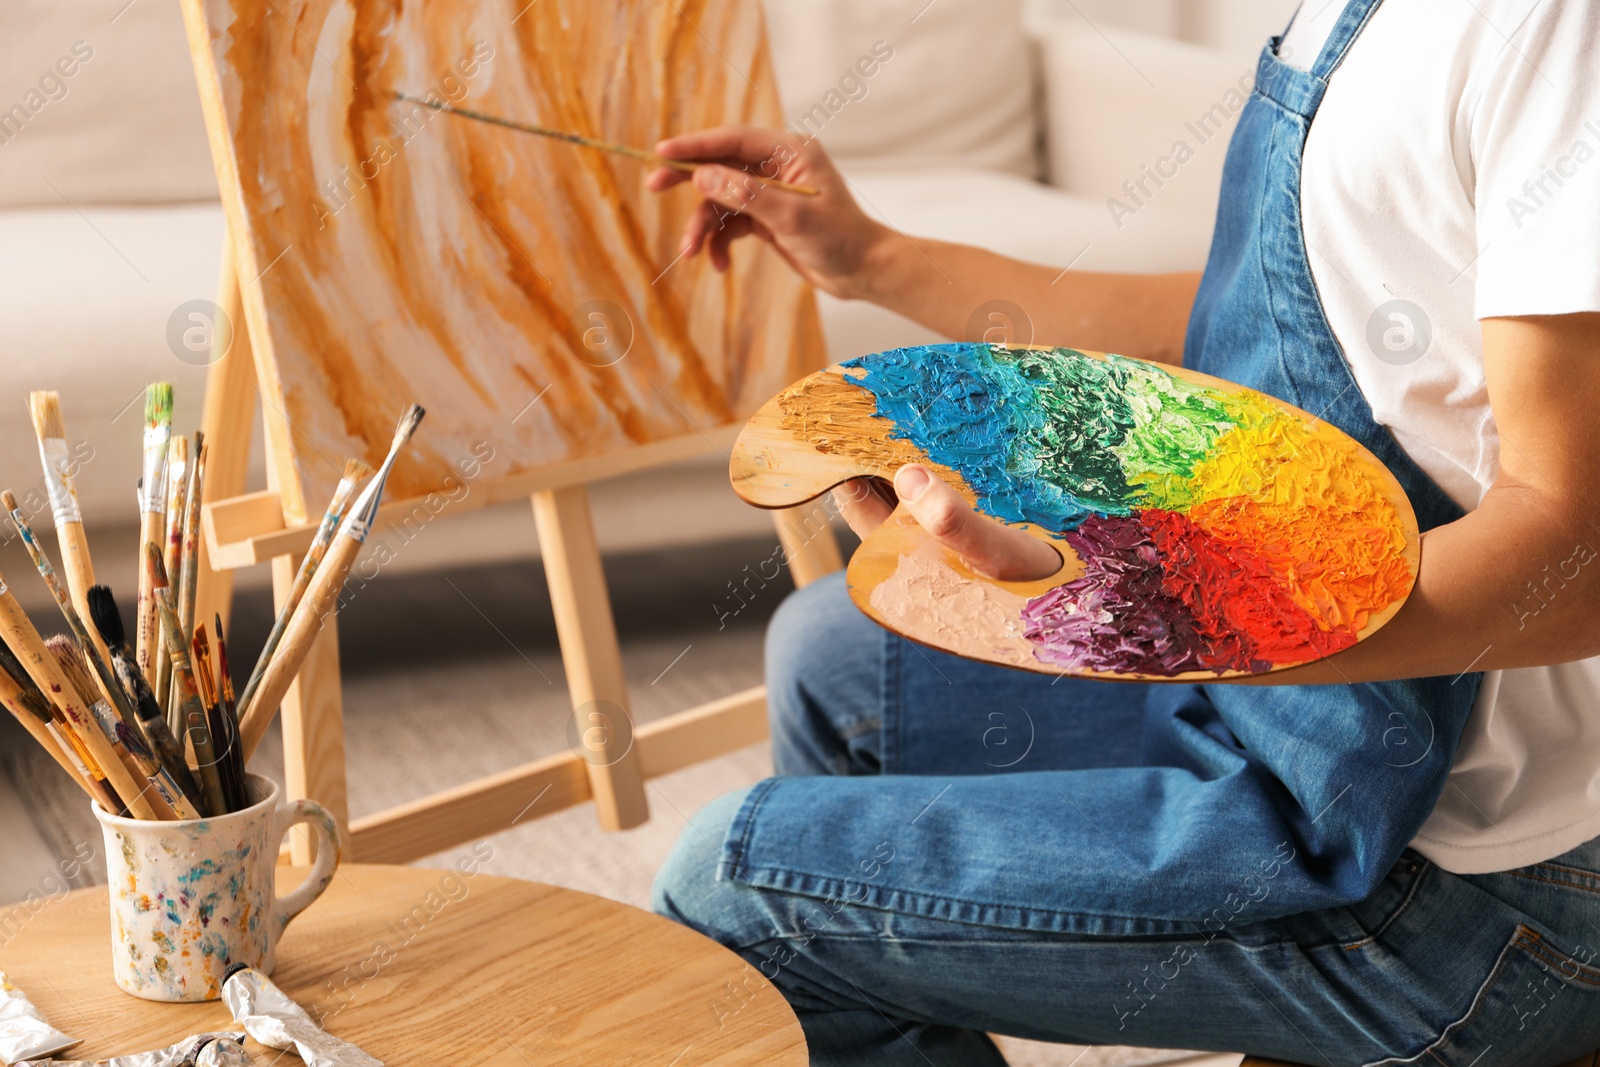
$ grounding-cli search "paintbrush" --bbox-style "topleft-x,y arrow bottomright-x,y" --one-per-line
176,436 -> 206,673
0,637 -> 101,801
212,613 -> 247,811
136,383 -> 174,687
389,91 -> 821,197
146,544 -> 228,818
27,392 -> 108,669
240,404 -> 425,758
87,584 -> 206,814
192,626 -> 242,813
48,635 -> 194,821
155,434 -> 188,713
1,490 -> 144,739
238,456 -> 372,714
0,561 -> 159,819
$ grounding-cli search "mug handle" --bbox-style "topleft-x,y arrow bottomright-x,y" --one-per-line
273,797 -> 342,936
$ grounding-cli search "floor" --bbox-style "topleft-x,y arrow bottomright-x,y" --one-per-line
0,525 -> 1239,1067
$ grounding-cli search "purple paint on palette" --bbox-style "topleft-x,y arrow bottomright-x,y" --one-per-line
1021,514 -> 1226,676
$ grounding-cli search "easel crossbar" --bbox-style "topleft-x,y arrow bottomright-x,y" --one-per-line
338,686 -> 769,864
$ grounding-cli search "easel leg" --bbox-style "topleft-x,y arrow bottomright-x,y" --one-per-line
194,235 -> 259,637
772,501 -> 843,588
532,485 -> 649,832
272,549 -> 351,863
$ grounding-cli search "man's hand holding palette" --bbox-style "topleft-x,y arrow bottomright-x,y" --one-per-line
731,343 -> 1419,681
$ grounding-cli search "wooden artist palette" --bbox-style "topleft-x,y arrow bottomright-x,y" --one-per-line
731,343 -> 1420,681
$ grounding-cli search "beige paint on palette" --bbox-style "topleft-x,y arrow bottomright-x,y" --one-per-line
181,0 -> 823,515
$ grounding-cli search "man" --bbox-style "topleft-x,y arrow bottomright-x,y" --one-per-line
649,2 -> 1600,1062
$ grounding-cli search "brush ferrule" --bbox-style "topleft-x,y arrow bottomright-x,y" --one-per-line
141,426 -> 171,513
339,475 -> 385,543
37,438 -> 82,526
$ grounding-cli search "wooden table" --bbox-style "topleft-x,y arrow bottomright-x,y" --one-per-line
1,864 -> 807,1065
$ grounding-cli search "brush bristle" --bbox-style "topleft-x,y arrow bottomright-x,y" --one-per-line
45,634 -> 98,707
393,404 -> 426,448
168,435 -> 189,463
87,585 -> 127,650
0,638 -> 45,708
343,457 -> 375,483
0,490 -> 18,515
28,391 -> 64,441
145,382 -> 174,428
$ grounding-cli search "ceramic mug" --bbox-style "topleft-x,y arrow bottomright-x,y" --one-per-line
92,773 -> 340,1002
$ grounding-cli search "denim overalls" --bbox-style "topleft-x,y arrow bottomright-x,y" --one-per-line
715,0 -> 1483,934
655,2 -> 1600,1061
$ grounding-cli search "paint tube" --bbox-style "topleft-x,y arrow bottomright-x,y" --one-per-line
0,972 -> 78,1064
20,1032 -> 245,1067
221,966 -> 381,1067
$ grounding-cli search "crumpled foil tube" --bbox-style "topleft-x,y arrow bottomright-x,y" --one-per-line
221,967 -> 381,1067
0,972 -> 79,1064
18,1032 -> 244,1067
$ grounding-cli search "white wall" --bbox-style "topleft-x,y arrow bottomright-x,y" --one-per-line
1027,0 -> 1298,52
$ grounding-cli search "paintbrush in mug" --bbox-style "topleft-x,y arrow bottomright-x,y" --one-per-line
0,562 -> 157,817
155,434 -> 188,713
390,91 -> 821,196
190,626 -> 237,813
241,404 -> 425,759
238,456 -> 372,714
136,383 -> 174,687
87,584 -> 206,814
176,436 -> 206,671
146,543 -> 228,818
1,489 -> 144,736
1,620 -> 124,813
0,637 -> 99,800
27,391 -> 108,667
212,613 -> 247,812
48,634 -> 195,821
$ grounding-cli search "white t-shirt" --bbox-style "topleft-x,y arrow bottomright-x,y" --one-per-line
1279,1 -> 1600,873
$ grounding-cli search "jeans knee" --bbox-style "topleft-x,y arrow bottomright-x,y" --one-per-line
764,573 -> 847,708
653,787 -> 770,949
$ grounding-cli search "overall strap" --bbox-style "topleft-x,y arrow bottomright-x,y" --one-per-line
1310,0 -> 1386,81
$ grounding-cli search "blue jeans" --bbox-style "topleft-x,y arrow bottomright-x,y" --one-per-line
655,575 -> 1600,1066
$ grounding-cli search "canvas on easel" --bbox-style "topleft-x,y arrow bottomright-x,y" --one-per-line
179,0 -> 837,861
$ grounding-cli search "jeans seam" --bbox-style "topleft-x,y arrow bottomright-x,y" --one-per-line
1361,924 -> 1599,1067
1360,925 -> 1529,1067
1507,864 -> 1600,896
1340,862 -> 1429,951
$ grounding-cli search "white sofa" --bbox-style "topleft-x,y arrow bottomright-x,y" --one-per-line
0,0 -> 1253,537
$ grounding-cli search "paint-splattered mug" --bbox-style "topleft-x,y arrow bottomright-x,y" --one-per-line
92,773 -> 340,1002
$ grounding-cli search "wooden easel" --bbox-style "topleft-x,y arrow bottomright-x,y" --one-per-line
194,230 -> 842,863
179,0 -> 842,863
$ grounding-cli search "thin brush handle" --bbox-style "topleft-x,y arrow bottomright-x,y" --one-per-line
240,532 -> 362,760
5,503 -> 141,733
177,442 -> 206,658
156,453 -> 186,713
392,93 -> 821,196
0,585 -> 158,818
0,668 -> 97,799
136,516 -> 164,686
239,475 -> 361,713
152,588 -> 226,817
111,650 -> 204,812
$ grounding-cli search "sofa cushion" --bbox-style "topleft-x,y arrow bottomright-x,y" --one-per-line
1033,21 -> 1256,222
0,203 -> 239,521
762,0 -> 1039,179
816,165 -> 1216,362
0,0 -> 217,208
